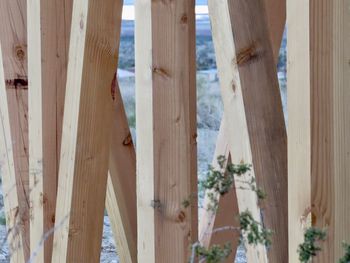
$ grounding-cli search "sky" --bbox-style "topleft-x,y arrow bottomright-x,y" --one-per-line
124,0 -> 207,4
122,1 -> 209,20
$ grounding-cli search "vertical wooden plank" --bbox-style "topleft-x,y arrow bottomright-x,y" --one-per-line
209,0 -> 288,261
27,0 -> 73,262
51,0 -> 121,261
135,0 -> 197,261
333,0 -> 350,257
288,0 -> 350,261
27,2 -> 43,261
0,44 -> 25,263
0,1 -> 30,260
135,0 -> 154,261
106,78 -> 137,263
287,0 -> 310,261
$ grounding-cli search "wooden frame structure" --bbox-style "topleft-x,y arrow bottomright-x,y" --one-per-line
0,0 -> 349,262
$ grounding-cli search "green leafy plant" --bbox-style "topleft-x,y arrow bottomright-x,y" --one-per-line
188,156 -> 271,263
194,242 -> 232,263
298,227 -> 327,262
339,242 -> 350,263
239,210 -> 272,247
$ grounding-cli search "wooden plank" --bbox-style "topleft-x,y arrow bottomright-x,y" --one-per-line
0,1 -> 30,260
27,0 -> 73,262
199,0 -> 286,260
135,0 -> 197,261
264,0 -> 285,64
106,77 -> 137,263
287,0 -> 350,261
28,0 -> 72,261
199,121 -> 240,263
286,0 -> 310,261
51,0 -> 122,261
208,0 -> 288,262
0,43 -> 25,263
199,119 -> 239,261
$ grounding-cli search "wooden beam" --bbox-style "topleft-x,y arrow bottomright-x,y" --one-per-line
199,121 -> 240,263
288,0 -> 350,261
0,43 -> 25,263
201,0 -> 285,255
287,0 -> 310,261
135,0 -> 197,261
0,1 -> 30,260
106,77 -> 137,263
27,0 -> 73,262
208,0 -> 288,262
264,0 -> 285,64
51,0 -> 122,261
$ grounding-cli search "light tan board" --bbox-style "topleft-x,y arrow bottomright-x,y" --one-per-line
135,0 -> 155,261
0,1 -> 30,260
51,0 -> 122,262
209,0 -> 288,262
288,0 -> 350,261
106,78 -> 137,263
27,0 -> 73,262
0,44 -> 25,263
135,0 -> 197,262
286,0 -> 310,261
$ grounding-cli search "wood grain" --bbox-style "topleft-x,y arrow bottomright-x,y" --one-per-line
203,0 -> 285,255
27,0 -> 73,262
209,0 -> 288,261
0,1 -> 30,260
136,0 -> 197,261
51,0 -> 121,261
288,0 -> 350,261
0,43 -> 25,263
286,0 -> 310,260
106,78 -> 137,263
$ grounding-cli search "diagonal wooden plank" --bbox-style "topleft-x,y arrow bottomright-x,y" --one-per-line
208,0 -> 288,262
135,0 -> 197,261
0,1 -> 30,260
106,76 -> 137,263
202,0 -> 285,255
27,0 -> 73,262
199,120 -> 240,263
0,43 -> 25,263
51,0 -> 122,261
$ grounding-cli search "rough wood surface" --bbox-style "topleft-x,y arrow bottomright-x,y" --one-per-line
27,0 -> 73,262
0,1 -> 30,260
51,0 -> 121,261
202,0 -> 285,254
288,0 -> 350,261
136,0 -> 197,261
0,44 -> 25,263
209,0 -> 288,261
106,78 -> 137,263
227,0 -> 288,261
208,1 -> 267,261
